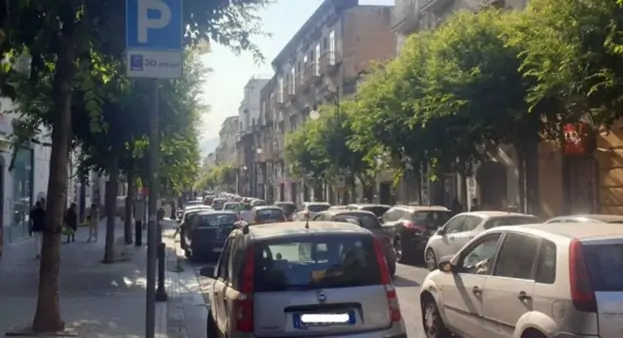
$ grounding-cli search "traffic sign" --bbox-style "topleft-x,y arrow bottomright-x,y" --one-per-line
126,50 -> 182,78
126,0 -> 183,51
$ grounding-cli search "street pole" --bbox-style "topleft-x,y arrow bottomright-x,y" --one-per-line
145,79 -> 159,338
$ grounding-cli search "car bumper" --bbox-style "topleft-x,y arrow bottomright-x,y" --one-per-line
231,321 -> 407,338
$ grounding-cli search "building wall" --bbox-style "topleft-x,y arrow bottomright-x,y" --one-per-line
596,121 -> 623,214
239,79 -> 270,132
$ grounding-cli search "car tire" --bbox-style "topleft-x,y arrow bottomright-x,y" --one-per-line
425,248 -> 437,271
184,248 -> 192,259
388,262 -> 396,277
394,238 -> 405,263
207,311 -> 219,337
422,295 -> 452,338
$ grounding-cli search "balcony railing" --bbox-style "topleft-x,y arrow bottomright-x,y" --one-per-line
285,80 -> 296,97
319,50 -> 340,74
296,72 -> 306,92
304,62 -> 321,84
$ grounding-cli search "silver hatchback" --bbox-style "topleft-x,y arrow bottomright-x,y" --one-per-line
200,221 -> 407,338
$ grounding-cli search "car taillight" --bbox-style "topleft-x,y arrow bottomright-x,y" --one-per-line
236,245 -> 255,331
569,239 -> 596,312
404,221 -> 426,233
373,238 -> 401,322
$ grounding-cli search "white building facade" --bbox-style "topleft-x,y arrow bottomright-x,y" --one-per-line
239,78 -> 270,133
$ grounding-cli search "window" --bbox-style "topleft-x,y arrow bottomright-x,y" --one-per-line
323,37 -> 328,49
303,55 -> 308,66
278,77 -> 284,102
535,240 -> 556,284
493,233 -> 539,279
253,234 -> 382,292
459,234 -> 501,274
328,30 -> 335,64
335,212 -> 381,230
290,67 -> 295,93
412,211 -> 453,229
314,44 -> 320,75
217,238 -> 233,280
443,215 -> 466,234
484,216 -> 539,229
584,244 -> 623,291
462,216 -> 482,231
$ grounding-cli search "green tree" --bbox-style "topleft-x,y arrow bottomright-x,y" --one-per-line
0,0 -> 270,331
196,163 -> 238,191
284,120 -> 329,181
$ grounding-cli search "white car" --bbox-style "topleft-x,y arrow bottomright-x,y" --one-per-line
420,222 -> 623,338
294,202 -> 331,220
423,211 -> 538,270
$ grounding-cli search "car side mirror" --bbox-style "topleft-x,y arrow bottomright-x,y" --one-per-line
438,260 -> 454,273
437,227 -> 446,235
199,266 -> 215,277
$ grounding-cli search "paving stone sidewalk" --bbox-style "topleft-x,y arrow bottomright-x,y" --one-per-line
0,218 -> 174,337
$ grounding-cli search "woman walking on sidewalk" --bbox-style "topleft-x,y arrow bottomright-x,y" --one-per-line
29,201 -> 45,259
87,204 -> 99,242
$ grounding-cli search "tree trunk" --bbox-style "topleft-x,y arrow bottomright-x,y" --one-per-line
32,25 -> 75,333
124,172 -> 134,244
103,154 -> 119,264
516,146 -> 527,213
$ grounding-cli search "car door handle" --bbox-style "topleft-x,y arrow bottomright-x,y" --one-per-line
472,286 -> 482,295
517,291 -> 531,301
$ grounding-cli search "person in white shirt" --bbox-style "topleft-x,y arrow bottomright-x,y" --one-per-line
240,204 -> 254,223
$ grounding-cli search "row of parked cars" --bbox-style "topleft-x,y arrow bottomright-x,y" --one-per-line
179,196 -> 623,338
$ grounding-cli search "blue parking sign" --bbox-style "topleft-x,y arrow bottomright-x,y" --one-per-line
126,0 -> 183,51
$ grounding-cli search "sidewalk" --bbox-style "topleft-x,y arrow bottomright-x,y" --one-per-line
0,218 -> 172,337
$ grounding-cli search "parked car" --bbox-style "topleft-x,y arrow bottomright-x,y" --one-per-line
347,203 -> 392,217
380,205 -> 453,263
250,199 -> 267,207
424,211 -> 538,270
178,205 -> 213,249
274,201 -> 297,220
544,214 -> 623,224
313,209 -> 398,276
420,222 -> 623,338
211,198 -> 226,210
252,206 -> 288,224
200,221 -> 407,338
223,202 -> 241,213
294,202 -> 331,220
181,210 -> 238,261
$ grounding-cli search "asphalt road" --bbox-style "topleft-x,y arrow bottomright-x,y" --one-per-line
188,255 -> 430,338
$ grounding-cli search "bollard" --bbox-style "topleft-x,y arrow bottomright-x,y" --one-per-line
155,242 -> 168,302
135,220 -> 143,246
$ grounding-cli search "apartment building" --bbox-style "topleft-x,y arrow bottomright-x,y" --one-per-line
214,116 -> 239,166
260,0 -> 396,204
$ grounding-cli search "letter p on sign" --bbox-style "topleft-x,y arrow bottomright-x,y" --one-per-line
137,0 -> 171,43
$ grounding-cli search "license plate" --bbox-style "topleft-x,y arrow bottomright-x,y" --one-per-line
293,311 -> 355,329
212,247 -> 222,252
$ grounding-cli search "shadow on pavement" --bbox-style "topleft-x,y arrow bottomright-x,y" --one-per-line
393,275 -> 420,287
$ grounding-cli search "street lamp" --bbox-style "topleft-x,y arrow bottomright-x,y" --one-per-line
309,108 -> 320,121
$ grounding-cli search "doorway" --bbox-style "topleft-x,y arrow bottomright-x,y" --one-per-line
379,181 -> 391,205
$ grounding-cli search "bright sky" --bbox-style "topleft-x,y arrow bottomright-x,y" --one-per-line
197,0 -> 394,152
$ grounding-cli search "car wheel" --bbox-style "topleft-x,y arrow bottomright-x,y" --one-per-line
422,295 -> 452,338
393,238 -> 404,263
388,262 -> 396,277
184,248 -> 192,259
425,248 -> 437,271
207,311 -> 219,337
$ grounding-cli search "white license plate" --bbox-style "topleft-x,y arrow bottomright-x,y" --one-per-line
212,247 -> 222,252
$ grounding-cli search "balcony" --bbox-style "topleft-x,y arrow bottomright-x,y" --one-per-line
319,50 -> 340,75
304,63 -> 321,86
295,73 -> 306,93
392,0 -> 419,34
285,80 -> 296,99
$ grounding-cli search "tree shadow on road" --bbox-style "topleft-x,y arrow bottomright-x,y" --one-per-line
393,276 -> 420,287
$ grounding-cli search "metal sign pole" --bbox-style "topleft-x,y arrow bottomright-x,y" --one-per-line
145,79 -> 159,338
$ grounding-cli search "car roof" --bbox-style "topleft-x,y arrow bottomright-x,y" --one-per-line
349,203 -> 391,208
195,210 -> 237,215
253,206 -> 284,211
394,205 -> 450,211
304,201 -> 330,205
462,211 -> 536,219
322,210 -> 376,216
275,201 -> 295,204
244,221 -> 372,239
505,222 -> 623,241
549,214 -> 623,223
184,205 -> 210,210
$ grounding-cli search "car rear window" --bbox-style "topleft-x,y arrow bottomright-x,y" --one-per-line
336,213 -> 381,230
584,244 -> 623,291
483,216 -> 539,229
253,235 -> 382,292
224,203 -> 239,210
307,204 -> 330,212
361,206 -> 390,217
195,214 -> 237,228
257,209 -> 285,221
277,204 -> 297,214
412,211 -> 452,228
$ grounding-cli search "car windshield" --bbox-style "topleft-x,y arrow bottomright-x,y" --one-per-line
307,204 -> 330,212
195,214 -> 237,228
253,234 -> 381,292
276,203 -> 297,215
584,244 -> 623,291
361,206 -> 390,217
337,213 -> 381,230
223,203 -> 239,210
257,209 -> 285,221
412,211 -> 452,229
484,216 -> 539,229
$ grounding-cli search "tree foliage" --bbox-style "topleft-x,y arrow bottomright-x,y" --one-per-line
196,163 -> 237,191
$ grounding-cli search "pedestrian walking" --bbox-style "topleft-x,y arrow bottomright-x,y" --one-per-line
65,202 -> 78,243
470,198 -> 480,212
29,201 -> 45,259
87,204 -> 99,242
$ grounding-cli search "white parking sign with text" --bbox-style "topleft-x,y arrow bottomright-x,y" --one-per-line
126,50 -> 182,79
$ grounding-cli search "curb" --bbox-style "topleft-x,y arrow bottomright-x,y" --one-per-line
164,232 -> 187,338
